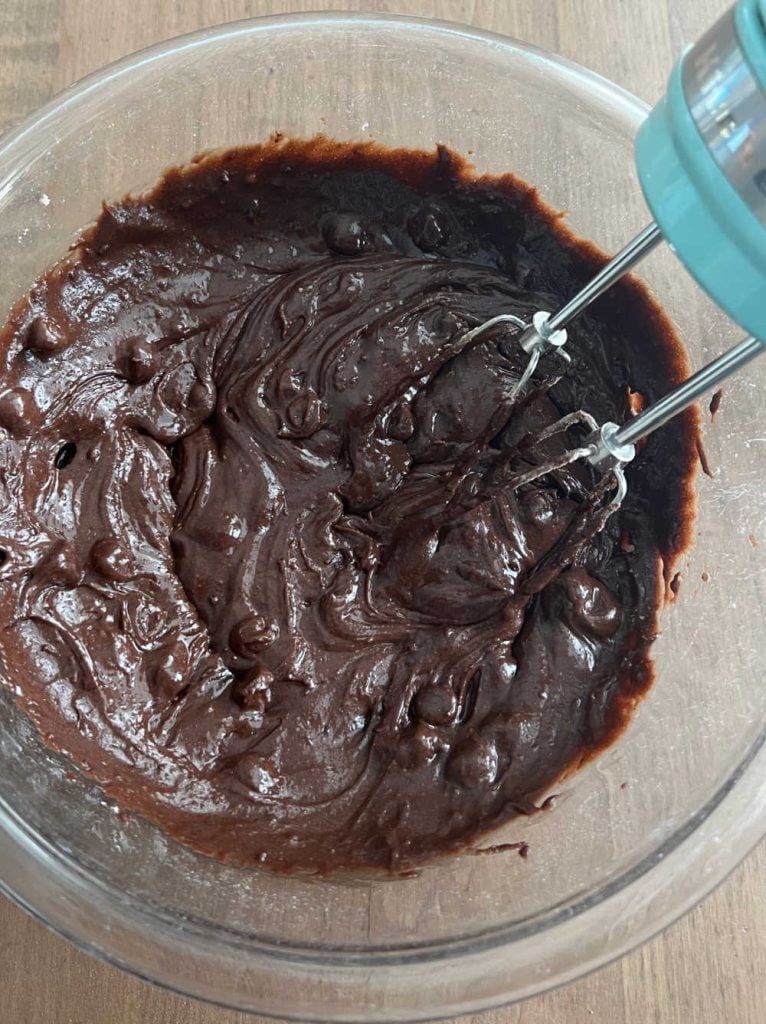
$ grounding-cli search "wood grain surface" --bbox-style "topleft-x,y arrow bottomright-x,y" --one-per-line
1,0 -> 765,1021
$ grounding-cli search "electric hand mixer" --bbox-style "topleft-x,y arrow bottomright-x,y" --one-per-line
467,0 -> 766,508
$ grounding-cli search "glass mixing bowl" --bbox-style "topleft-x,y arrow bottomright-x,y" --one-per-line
1,12 -> 765,1021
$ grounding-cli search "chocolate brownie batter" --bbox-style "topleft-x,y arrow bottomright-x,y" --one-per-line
0,137 -> 697,874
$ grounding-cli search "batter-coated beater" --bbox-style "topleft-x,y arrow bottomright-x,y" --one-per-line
472,0 -> 766,504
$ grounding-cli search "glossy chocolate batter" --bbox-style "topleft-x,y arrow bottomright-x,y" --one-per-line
0,137 -> 697,874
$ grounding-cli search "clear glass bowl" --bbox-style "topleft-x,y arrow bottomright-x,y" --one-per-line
1,13 -> 765,1022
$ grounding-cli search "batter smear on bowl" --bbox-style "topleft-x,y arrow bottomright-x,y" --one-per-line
0,137 -> 697,874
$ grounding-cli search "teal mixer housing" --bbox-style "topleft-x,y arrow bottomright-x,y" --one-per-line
505,0 -> 766,359
638,0 -> 766,341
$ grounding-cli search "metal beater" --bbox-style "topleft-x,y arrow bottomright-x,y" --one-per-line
469,0 -> 766,507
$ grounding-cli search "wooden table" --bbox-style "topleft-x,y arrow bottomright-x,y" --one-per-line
1,0 -> 764,1021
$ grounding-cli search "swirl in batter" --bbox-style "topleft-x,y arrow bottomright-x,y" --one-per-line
0,138 -> 697,873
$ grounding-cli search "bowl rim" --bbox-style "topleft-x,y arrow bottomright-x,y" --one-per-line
2,725 -> 765,965
1,9 -> 765,1020
0,8 -> 651,161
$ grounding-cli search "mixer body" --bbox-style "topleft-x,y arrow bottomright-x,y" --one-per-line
637,0 -> 766,340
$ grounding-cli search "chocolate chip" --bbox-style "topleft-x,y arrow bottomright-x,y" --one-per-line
90,538 -> 134,581
234,751 -> 279,793
396,723 -> 442,769
54,442 -> 77,469
232,664 -> 274,711
117,336 -> 160,384
388,403 -> 414,441
0,388 -> 34,436
522,487 -> 558,525
25,315 -> 68,354
559,568 -> 621,640
276,366 -> 305,400
445,734 -> 499,788
283,389 -> 325,437
153,642 -> 190,698
321,212 -> 371,255
229,614 -> 279,656
408,204 -> 450,251
188,380 -> 212,410
413,683 -> 458,726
